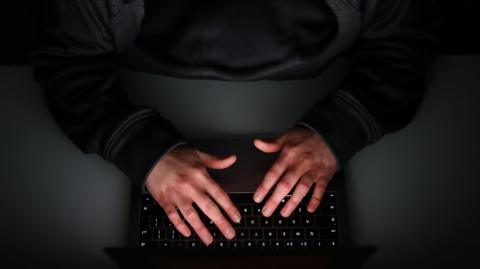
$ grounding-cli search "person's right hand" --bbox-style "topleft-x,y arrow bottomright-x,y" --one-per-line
145,145 -> 241,246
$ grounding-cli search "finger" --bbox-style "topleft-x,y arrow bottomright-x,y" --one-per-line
253,153 -> 289,203
177,204 -> 213,246
307,180 -> 328,213
194,192 -> 236,240
162,203 -> 192,238
280,173 -> 315,217
253,136 -> 284,153
261,166 -> 305,217
204,177 -> 242,224
196,150 -> 237,170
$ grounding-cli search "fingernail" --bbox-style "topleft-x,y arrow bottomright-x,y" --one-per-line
226,228 -> 235,239
253,193 -> 261,203
262,207 -> 271,217
234,214 -> 241,223
206,237 -> 213,246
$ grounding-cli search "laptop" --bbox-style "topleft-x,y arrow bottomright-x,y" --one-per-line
106,61 -> 375,268
105,138 -> 375,269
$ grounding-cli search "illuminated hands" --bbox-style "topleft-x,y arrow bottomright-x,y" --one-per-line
253,125 -> 338,217
145,146 -> 241,246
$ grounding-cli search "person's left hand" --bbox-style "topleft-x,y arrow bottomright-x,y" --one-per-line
253,125 -> 338,217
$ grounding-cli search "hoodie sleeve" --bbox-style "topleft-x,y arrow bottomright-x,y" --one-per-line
297,0 -> 440,167
31,0 -> 188,188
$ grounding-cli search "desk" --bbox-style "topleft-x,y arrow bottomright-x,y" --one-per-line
1,56 -> 479,268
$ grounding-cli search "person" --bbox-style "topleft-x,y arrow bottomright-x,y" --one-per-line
31,0 -> 439,246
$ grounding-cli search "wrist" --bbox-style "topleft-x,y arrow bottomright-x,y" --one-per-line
295,122 -> 341,172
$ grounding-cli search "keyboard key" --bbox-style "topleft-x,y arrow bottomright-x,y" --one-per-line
209,229 -> 222,239
301,216 -> 314,227
246,216 -> 259,227
260,217 -> 273,227
316,216 -> 337,227
229,241 -> 241,249
284,241 -> 297,248
295,204 -> 307,215
253,204 -> 263,215
273,217 -> 287,227
165,229 -> 177,240
264,229 -> 276,239
278,229 -> 291,239
244,241 -> 257,249
288,217 -> 300,227
258,241 -> 270,249
214,241 -> 228,249
142,194 -> 155,205
292,228 -> 304,239
139,241 -> 156,248
305,228 -> 319,239
152,229 -> 165,240
327,240 -> 338,247
313,240 -> 325,248
139,229 -> 150,240
299,240 -> 312,248
320,228 -> 338,239
323,192 -> 336,203
150,216 -> 163,228
239,204 -> 252,215
172,241 -> 185,248
158,241 -> 171,248
237,229 -> 248,239
321,204 -> 336,215
187,241 -> 201,248
249,229 -> 263,239
272,241 -> 282,249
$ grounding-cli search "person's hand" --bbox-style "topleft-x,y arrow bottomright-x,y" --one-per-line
253,125 -> 338,217
145,145 -> 241,246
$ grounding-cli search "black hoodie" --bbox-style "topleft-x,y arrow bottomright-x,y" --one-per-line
31,0 -> 439,187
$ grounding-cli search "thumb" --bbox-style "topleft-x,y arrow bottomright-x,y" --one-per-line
196,150 -> 237,170
253,136 -> 284,153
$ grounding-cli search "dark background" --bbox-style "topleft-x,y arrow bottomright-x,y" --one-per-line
0,0 -> 480,65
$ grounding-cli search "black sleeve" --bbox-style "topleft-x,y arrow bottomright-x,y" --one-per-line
31,0 -> 188,187
297,0 -> 440,166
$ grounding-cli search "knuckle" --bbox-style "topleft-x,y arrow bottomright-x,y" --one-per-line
204,201 -> 218,214
301,152 -> 314,164
278,180 -> 294,192
215,219 -> 230,230
213,189 -> 229,203
289,196 -> 302,206
268,166 -> 280,177
224,205 -> 237,215
298,180 -> 311,190
183,208 -> 197,220
283,148 -> 294,159
191,168 -> 207,179
176,176 -> 191,188
167,212 -> 180,223
316,180 -> 328,190
269,197 -> 282,206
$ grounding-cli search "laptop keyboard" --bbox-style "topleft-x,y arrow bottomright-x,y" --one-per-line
138,192 -> 339,250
